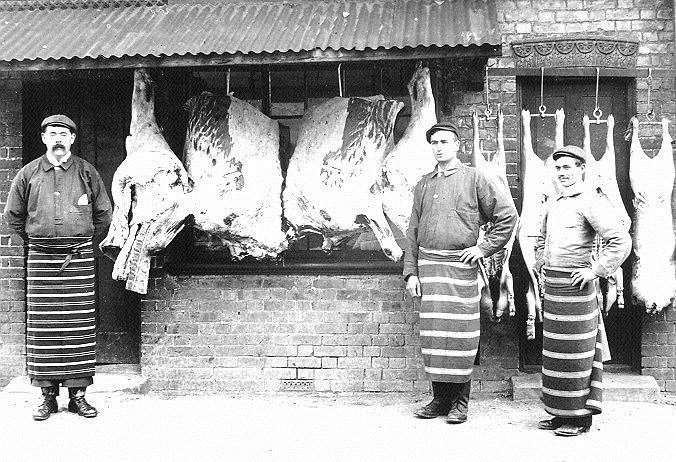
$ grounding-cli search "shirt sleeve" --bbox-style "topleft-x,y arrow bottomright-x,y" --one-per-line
583,190 -> 632,278
2,168 -> 28,241
88,166 -> 112,238
534,206 -> 548,272
403,178 -> 424,280
475,171 -> 518,257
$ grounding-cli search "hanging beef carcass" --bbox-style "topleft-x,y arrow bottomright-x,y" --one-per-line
629,117 -> 676,313
518,109 -> 556,339
283,96 -> 404,260
470,110 -> 519,320
100,69 -> 193,294
183,92 -> 287,259
583,114 -> 631,313
381,66 -> 437,239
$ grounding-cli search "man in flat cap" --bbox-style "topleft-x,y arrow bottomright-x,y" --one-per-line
404,122 -> 517,424
3,114 -> 111,420
534,145 -> 630,436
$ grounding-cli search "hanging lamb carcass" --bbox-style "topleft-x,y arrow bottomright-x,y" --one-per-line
629,117 -> 676,313
283,96 -> 404,260
183,92 -> 287,259
518,109 -> 559,339
380,66 -> 437,239
582,114 -> 631,313
100,69 -> 193,294
470,109 -> 519,320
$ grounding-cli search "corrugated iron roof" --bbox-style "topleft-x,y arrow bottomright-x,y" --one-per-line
0,0 -> 499,63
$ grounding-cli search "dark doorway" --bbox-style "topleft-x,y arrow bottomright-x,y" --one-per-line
517,76 -> 641,369
22,71 -> 140,364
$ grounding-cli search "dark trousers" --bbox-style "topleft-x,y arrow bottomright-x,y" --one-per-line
31,377 -> 93,390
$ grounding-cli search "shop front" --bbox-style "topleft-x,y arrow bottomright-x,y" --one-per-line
0,0 -> 674,394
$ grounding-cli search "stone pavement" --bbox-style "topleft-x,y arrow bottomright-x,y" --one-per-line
1,391 -> 674,462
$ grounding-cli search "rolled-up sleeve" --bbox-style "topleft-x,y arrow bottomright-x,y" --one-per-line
476,171 -> 518,257
534,207 -> 548,272
584,191 -> 632,278
2,170 -> 28,240
403,179 -> 424,280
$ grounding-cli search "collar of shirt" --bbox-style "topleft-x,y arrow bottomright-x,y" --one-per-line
432,159 -> 462,177
42,152 -> 73,171
556,182 -> 585,199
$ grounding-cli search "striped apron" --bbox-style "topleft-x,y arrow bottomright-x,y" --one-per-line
418,247 -> 480,383
541,267 -> 605,417
27,237 -> 97,382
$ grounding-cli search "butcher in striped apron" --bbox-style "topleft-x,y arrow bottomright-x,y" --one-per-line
404,123 -> 518,424
535,146 -> 630,436
3,115 -> 111,421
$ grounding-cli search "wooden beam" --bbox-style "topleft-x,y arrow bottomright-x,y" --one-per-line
1,45 -> 502,72
487,67 -> 671,78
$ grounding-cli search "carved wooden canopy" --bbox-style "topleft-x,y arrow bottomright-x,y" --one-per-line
511,35 -> 639,69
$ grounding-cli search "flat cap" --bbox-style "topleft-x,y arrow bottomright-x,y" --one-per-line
41,114 -> 77,133
552,145 -> 586,163
425,122 -> 460,143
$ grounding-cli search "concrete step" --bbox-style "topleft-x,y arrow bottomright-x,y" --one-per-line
511,372 -> 660,402
0,372 -> 148,408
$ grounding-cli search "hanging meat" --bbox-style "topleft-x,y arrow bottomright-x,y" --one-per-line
583,114 -> 631,313
629,117 -> 676,313
381,66 -> 437,239
100,69 -> 193,294
184,92 -> 287,259
470,110 -> 519,320
283,96 -> 404,260
518,109 -> 553,339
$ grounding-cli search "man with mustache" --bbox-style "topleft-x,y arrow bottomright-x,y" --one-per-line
3,115 -> 111,420
404,123 -> 517,424
534,145 -> 630,436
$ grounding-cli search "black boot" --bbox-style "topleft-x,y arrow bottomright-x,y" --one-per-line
414,382 -> 454,419
446,380 -> 470,424
68,387 -> 97,418
33,386 -> 58,421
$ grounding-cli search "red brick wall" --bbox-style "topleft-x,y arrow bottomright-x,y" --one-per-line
140,273 -> 517,394
0,73 -> 25,387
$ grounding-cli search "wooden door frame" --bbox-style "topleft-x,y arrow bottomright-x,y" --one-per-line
515,74 -> 641,372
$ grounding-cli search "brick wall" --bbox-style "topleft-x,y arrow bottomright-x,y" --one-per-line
0,73 -> 25,387
140,273 -> 517,394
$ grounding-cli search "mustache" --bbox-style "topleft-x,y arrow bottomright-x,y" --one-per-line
52,144 -> 65,150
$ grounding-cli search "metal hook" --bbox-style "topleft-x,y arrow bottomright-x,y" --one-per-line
591,68 -> 607,124
226,67 -> 231,95
538,67 -> 556,118
338,63 -> 343,97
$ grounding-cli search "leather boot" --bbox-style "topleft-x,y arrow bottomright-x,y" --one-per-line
33,386 -> 58,421
413,382 -> 453,419
446,380 -> 470,424
68,387 -> 97,418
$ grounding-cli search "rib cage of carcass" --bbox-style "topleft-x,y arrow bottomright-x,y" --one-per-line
283,95 -> 404,260
471,109 -> 519,321
183,92 -> 287,259
100,69 -> 193,294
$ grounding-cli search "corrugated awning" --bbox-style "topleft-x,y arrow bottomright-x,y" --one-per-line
0,0 -> 500,63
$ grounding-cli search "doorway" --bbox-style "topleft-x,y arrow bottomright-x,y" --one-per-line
517,76 -> 641,369
22,72 -> 140,364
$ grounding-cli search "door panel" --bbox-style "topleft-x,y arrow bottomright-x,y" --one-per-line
518,77 -> 640,368
23,74 -> 139,364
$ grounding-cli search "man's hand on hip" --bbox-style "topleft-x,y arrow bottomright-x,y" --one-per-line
459,246 -> 484,264
406,275 -> 422,298
570,268 -> 597,290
